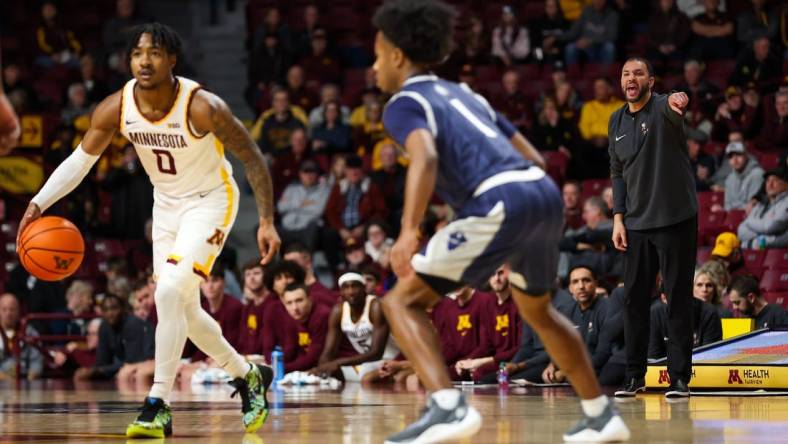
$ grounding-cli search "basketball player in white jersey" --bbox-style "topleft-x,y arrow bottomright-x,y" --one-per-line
310,272 -> 398,382
16,24 -> 280,438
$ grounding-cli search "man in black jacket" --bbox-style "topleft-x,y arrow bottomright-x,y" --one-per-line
609,57 -> 697,398
649,291 -> 722,360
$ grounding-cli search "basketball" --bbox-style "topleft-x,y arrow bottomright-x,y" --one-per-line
17,216 -> 84,281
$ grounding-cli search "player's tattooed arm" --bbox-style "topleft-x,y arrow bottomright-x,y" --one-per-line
191,90 -> 274,220
191,90 -> 281,263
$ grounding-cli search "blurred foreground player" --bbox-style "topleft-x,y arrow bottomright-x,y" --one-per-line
372,1 -> 630,442
16,24 -> 280,438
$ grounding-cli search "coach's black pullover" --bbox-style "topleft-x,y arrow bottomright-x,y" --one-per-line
608,93 -> 697,230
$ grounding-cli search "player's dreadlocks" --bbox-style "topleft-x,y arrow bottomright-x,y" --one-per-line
125,22 -> 183,67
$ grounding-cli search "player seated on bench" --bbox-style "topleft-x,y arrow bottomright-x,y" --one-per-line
309,272 -> 398,382
74,294 -> 155,385
266,283 -> 330,374
453,266 -> 522,383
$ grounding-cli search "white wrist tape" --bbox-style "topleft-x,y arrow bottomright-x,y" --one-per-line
31,144 -> 100,212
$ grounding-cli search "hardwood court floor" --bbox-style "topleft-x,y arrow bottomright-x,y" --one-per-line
1,381 -> 787,443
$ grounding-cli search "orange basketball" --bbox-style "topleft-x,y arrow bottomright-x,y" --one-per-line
17,216 -> 84,281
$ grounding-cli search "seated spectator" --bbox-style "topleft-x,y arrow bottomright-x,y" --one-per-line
78,54 -> 109,105
563,180 -> 584,232
738,167 -> 788,248
309,84 -> 351,128
532,97 -> 576,158
601,186 -> 614,215
712,86 -> 762,142
709,232 -> 746,275
454,266 -> 522,383
353,100 -> 387,160
324,155 -> 388,268
310,273 -> 397,382
293,4 -> 322,58
55,280 -> 96,336
493,70 -> 531,131
129,278 -> 155,324
364,221 -> 394,266
718,141 -> 765,211
311,100 -> 352,155
250,88 -> 308,157
370,137 -> 408,171
559,0 -> 619,65
274,284 -> 331,373
646,0 -> 691,73
730,36 -> 783,93
693,267 -> 733,318
285,65 -> 318,113
530,0 -> 570,64
283,243 -> 339,309
560,197 -> 619,279
350,87 -> 383,128
34,0 -> 81,69
237,260 -> 277,356
250,6 -> 293,59
578,78 -> 624,178
756,90 -> 788,151
51,318 -> 101,375
689,0 -> 735,61
2,62 -> 40,112
362,266 -> 384,296
710,131 -> 747,189
0,293 -> 44,381
277,159 -> 330,250
649,289 -> 722,359
248,29 -> 290,92
61,83 -> 90,124
338,237 -> 377,277
370,143 -> 406,229
736,0 -> 778,45
102,0 -> 149,60
491,5 -> 531,66
74,294 -> 154,381
687,128 -> 716,191
272,128 -> 313,194
299,28 -> 342,90
728,275 -> 787,328
676,59 -> 721,133
6,265 -> 67,335
544,266 -> 612,383
554,79 -> 582,123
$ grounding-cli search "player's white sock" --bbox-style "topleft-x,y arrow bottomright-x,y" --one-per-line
581,395 -> 609,417
431,388 -> 461,410
184,298 -> 249,379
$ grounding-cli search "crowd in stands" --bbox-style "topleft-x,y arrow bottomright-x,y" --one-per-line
1,0 -> 788,383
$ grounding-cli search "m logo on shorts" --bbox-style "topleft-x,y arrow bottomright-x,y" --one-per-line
206,229 -> 225,246
53,256 -> 74,270
728,369 -> 744,384
299,332 -> 311,347
456,314 -> 472,335
447,231 -> 467,251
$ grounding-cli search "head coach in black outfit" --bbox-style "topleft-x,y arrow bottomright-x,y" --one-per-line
608,57 -> 696,398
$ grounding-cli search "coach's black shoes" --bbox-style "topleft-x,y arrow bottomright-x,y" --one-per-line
665,379 -> 690,398
614,377 -> 646,397
563,403 -> 631,442
126,397 -> 173,438
384,390 -> 481,444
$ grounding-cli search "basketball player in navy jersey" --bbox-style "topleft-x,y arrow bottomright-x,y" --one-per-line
372,1 -> 630,443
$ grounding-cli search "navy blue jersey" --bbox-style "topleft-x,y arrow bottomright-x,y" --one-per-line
383,75 -> 530,210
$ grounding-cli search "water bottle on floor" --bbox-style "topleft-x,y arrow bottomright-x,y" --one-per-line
272,347 -> 284,383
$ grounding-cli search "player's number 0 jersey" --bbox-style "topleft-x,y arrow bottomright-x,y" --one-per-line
119,76 -> 233,197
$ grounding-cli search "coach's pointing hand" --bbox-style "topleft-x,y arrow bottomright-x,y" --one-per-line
16,202 -> 41,251
257,218 -> 281,265
668,92 -> 689,115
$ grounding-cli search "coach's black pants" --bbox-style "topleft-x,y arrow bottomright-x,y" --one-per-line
623,216 -> 696,384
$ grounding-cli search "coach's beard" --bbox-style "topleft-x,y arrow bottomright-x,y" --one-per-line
626,84 -> 650,103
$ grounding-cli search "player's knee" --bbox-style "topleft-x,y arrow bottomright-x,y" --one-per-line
154,268 -> 199,306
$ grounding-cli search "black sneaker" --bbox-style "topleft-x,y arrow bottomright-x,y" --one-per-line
384,392 -> 481,444
563,403 -> 631,442
665,379 -> 690,398
614,377 -> 646,397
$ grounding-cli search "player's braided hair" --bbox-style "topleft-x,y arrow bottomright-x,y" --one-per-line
125,22 -> 183,67
373,0 -> 455,67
